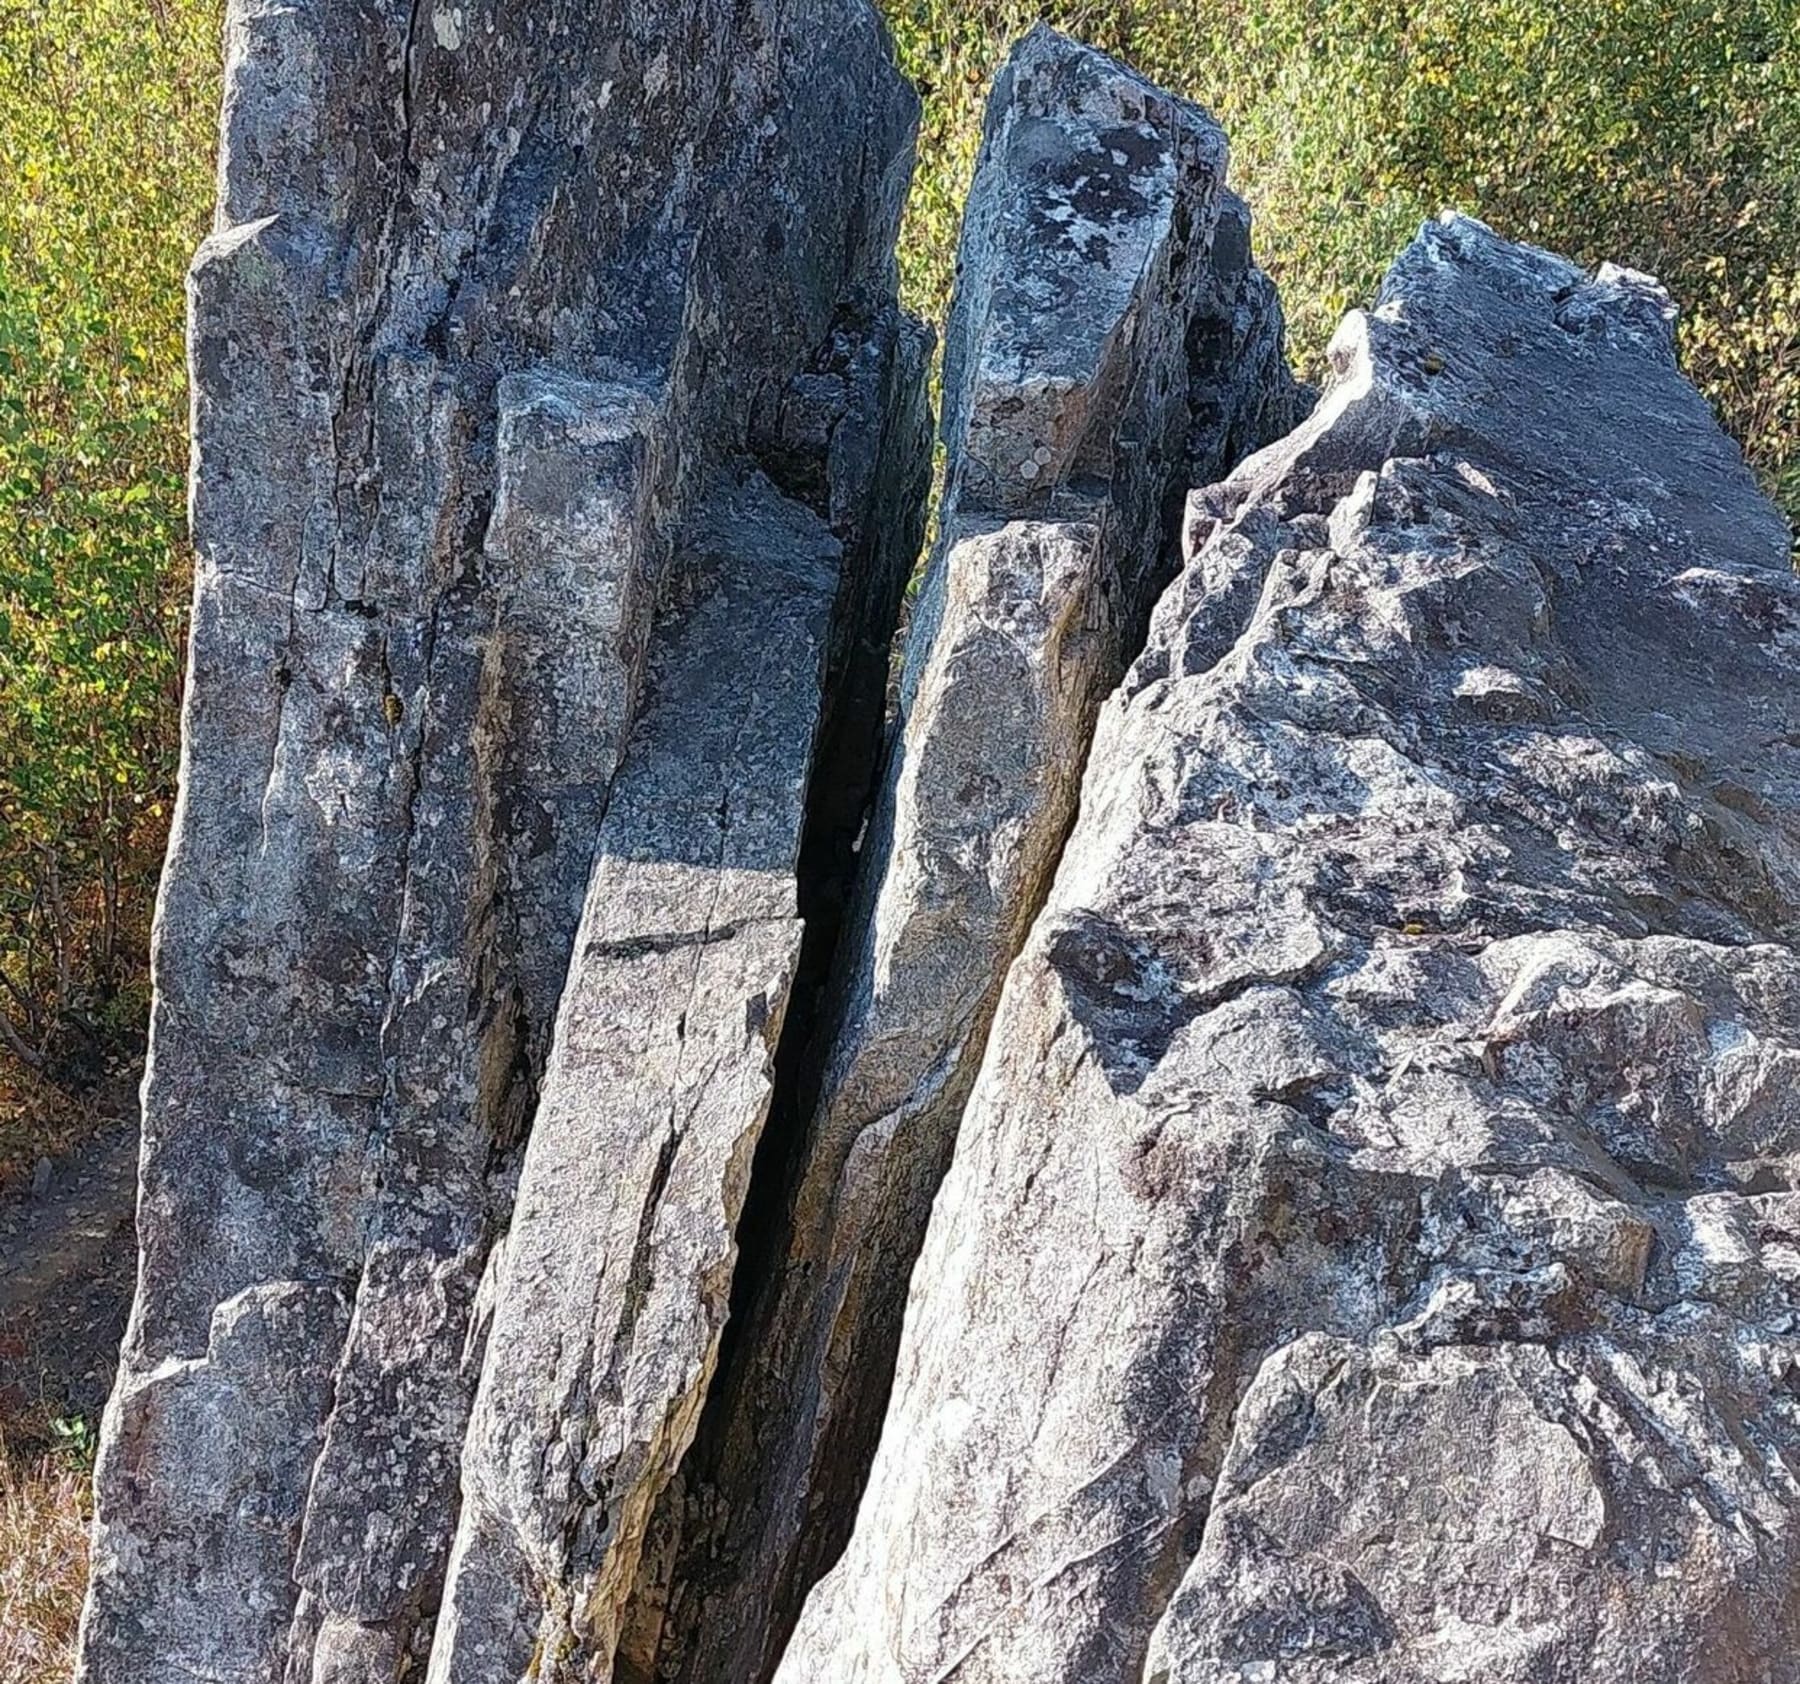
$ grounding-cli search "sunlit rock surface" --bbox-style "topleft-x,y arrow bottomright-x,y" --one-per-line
76,0 -> 926,1676
77,6 -> 1800,1678
639,31 -> 1304,1684
776,215 -> 1800,1684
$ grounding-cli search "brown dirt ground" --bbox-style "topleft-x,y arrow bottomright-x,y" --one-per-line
0,1079 -> 140,1683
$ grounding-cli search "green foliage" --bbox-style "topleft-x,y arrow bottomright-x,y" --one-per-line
0,0 -> 218,1072
46,1413 -> 96,1469
885,0 -> 1800,512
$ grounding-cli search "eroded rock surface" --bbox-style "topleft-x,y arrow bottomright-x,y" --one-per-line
80,7 -> 1800,1679
776,215 -> 1800,1684
637,30 -> 1305,1684
77,0 -> 925,1678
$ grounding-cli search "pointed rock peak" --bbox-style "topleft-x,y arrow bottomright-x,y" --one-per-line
941,27 -> 1228,519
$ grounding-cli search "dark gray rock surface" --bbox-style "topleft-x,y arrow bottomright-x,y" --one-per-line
775,214 -> 1800,1684
75,0 -> 925,1678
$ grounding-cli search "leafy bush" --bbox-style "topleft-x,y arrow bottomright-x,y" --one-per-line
0,0 -> 218,1076
0,0 -> 1794,1096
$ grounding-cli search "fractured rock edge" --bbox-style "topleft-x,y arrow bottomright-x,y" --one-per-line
635,29 -> 1308,1684
775,213 -> 1800,1684
429,476 -> 837,1682
78,0 -> 926,1677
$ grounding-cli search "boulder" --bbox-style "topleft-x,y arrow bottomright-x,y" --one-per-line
775,215 -> 1800,1684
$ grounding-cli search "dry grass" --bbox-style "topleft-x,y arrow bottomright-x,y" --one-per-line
0,1065 -> 91,1195
0,1056 -> 139,1195
0,1434 -> 89,1683
0,1048 -> 134,1676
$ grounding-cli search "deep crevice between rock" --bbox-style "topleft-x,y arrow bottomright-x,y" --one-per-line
644,217 -> 1309,1684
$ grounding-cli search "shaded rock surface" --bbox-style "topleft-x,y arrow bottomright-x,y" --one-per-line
636,30 -> 1305,1684
775,214 -> 1800,1684
77,0 -> 925,1678
429,478 -> 838,1681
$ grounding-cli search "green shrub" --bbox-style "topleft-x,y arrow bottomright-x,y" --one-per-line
886,0 -> 1800,513
0,0 -> 218,1074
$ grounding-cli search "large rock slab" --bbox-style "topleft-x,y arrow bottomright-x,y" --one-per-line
428,476 -> 838,1680
77,0 -> 924,1678
776,215 -> 1800,1683
637,32 -> 1305,1684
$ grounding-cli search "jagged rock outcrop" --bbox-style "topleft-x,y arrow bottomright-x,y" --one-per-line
776,214 -> 1800,1683
636,30 -> 1305,1684
77,0 -> 927,1678
79,6 -> 1800,1679
428,479 -> 840,1679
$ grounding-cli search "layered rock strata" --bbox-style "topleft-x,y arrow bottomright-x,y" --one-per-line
636,30 -> 1304,1684
76,0 -> 926,1678
776,215 -> 1800,1684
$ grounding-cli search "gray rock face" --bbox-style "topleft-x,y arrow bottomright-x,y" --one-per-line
429,478 -> 838,1681
80,10 -> 1800,1681
776,215 -> 1800,1684
638,30 -> 1305,1684
76,0 -> 925,1678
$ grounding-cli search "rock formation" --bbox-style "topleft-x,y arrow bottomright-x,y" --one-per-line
80,8 -> 1800,1684
427,478 -> 846,1681
77,0 -> 926,1678
635,31 -> 1303,1684
776,216 -> 1800,1683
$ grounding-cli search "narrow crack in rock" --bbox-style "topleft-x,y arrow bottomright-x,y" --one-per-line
635,30 -> 1308,1684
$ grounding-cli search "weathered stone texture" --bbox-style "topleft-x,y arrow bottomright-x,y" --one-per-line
80,11 -> 1800,1683
638,32 -> 1304,1684
776,215 -> 1800,1684
77,0 -> 925,1678
429,478 -> 838,1681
